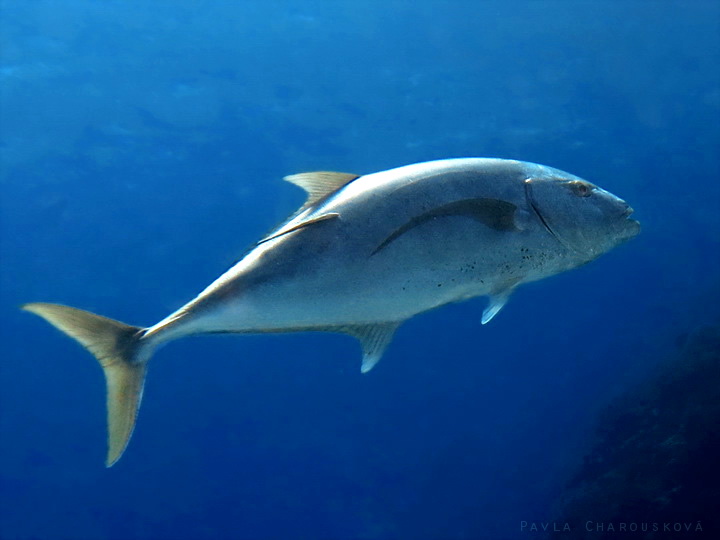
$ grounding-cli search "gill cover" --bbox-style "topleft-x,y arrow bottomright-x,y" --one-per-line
523,174 -> 636,258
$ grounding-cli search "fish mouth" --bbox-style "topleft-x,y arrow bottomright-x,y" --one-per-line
619,206 -> 641,238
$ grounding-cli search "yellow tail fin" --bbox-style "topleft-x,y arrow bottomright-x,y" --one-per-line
22,302 -> 151,466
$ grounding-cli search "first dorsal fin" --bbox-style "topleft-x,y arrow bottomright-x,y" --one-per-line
284,171 -> 359,209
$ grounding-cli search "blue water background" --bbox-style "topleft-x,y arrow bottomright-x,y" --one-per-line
1,1 -> 719,539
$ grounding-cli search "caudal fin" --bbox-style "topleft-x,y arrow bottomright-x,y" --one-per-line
22,302 -> 152,466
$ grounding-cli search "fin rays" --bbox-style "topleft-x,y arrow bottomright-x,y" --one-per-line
22,303 -> 153,466
284,171 -> 359,209
340,322 -> 400,373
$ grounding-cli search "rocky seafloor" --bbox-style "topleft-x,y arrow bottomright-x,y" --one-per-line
550,323 -> 720,538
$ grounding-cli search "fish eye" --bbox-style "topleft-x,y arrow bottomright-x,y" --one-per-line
568,181 -> 592,197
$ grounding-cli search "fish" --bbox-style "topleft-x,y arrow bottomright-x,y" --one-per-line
22,158 -> 640,466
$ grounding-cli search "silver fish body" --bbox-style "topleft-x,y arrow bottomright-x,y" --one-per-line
152,158 -> 636,337
22,158 -> 640,465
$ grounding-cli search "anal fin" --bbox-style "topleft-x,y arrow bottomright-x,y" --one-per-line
342,322 -> 400,373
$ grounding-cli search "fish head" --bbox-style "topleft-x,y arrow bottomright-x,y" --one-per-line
524,174 -> 640,262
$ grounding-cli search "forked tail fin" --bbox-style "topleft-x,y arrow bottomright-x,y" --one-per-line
22,302 -> 153,467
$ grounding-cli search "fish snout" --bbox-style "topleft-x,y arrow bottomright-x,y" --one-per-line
619,203 -> 641,239
607,194 -> 640,239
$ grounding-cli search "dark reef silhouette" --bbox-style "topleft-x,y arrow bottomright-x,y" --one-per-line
552,323 -> 720,538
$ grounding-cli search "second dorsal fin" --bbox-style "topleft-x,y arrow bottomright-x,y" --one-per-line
284,171 -> 359,209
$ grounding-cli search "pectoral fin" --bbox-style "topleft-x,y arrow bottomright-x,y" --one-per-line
341,322 -> 400,373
